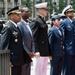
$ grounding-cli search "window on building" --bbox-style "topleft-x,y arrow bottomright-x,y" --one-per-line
14,0 -> 18,2
0,0 -> 3,2
7,0 -> 10,2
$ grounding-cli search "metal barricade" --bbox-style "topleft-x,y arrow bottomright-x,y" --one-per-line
0,50 -> 10,75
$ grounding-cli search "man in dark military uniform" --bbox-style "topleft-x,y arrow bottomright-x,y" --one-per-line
30,2 -> 51,75
60,5 -> 75,75
1,6 -> 31,75
48,15 -> 64,75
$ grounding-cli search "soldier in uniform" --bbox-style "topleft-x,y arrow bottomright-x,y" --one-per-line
1,6 -> 31,75
30,2 -> 52,75
48,15 -> 64,75
60,5 -> 75,75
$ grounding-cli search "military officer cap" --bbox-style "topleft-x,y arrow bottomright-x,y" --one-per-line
51,15 -> 61,20
7,6 -> 21,15
62,5 -> 75,15
34,2 -> 48,10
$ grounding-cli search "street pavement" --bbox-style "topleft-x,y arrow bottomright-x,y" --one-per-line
30,59 -> 50,75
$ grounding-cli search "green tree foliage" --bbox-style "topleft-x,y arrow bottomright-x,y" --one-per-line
47,0 -> 75,15
70,0 -> 75,9
58,0 -> 66,13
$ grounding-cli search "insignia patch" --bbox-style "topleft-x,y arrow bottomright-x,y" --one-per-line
13,31 -> 18,36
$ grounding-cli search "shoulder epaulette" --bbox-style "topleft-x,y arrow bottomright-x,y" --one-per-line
3,24 -> 10,28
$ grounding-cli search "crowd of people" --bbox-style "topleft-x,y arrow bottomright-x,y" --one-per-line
0,1 -> 75,75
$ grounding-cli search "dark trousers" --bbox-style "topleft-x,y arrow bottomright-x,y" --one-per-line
12,66 -> 22,75
21,62 -> 31,75
63,55 -> 75,75
50,56 -> 64,75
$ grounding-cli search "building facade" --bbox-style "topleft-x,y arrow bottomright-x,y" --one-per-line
0,0 -> 71,19
0,0 -> 21,19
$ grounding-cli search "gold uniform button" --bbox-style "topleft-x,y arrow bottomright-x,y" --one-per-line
61,42 -> 62,44
61,38 -> 62,40
63,46 -> 64,49
61,46 -> 62,47
11,53 -> 13,54
42,41 -> 44,43
23,42 -> 24,45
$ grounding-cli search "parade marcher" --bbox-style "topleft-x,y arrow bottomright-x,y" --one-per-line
1,6 -> 32,75
30,2 -> 52,75
17,6 -> 35,75
48,15 -> 64,75
60,5 -> 75,75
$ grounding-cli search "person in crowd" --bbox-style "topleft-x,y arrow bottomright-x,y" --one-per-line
60,5 -> 75,75
1,6 -> 32,75
17,5 -> 35,75
0,20 -> 4,49
48,15 -> 64,75
30,2 -> 52,75
0,20 -> 4,33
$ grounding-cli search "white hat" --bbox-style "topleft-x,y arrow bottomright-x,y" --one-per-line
34,2 -> 48,9
62,5 -> 75,15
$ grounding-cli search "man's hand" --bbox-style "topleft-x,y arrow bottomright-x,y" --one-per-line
29,52 -> 35,58
10,62 -> 13,67
34,52 -> 40,57
49,56 -> 52,60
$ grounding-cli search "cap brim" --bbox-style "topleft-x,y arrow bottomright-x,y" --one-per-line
7,10 -> 21,15
66,9 -> 75,12
51,15 -> 61,20
38,7 -> 48,10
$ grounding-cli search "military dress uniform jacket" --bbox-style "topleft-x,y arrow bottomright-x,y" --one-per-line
1,21 -> 32,66
48,26 -> 64,57
60,18 -> 75,55
30,15 -> 51,56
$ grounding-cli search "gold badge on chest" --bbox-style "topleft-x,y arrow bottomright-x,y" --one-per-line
13,31 -> 18,36
13,31 -> 18,42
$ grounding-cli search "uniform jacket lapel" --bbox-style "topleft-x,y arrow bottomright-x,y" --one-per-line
53,26 -> 62,37
38,15 -> 48,28
8,21 -> 18,32
20,20 -> 33,38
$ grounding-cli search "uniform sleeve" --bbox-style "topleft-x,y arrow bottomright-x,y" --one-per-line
48,29 -> 54,53
60,21 -> 65,31
60,21 -> 66,39
30,20 -> 40,52
1,26 -> 11,50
